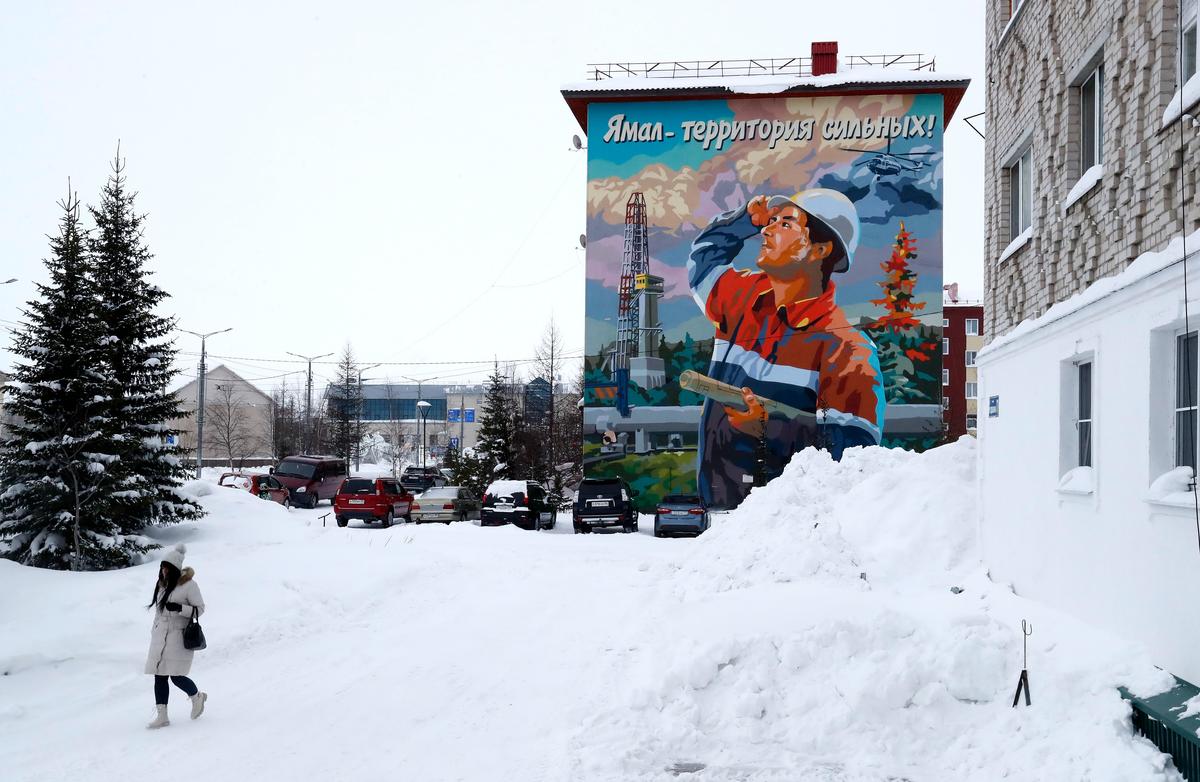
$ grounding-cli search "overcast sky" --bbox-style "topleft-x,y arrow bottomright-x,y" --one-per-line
0,1 -> 984,393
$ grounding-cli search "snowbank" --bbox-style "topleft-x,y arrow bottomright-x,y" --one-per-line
671,438 -> 980,593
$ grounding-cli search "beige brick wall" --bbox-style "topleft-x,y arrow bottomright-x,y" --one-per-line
985,0 -> 1200,337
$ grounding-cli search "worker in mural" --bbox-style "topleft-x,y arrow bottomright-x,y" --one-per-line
686,189 -> 886,508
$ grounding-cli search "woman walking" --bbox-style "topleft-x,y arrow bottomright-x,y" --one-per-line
144,544 -> 207,729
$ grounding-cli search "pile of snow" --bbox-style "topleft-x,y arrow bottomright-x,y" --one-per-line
672,438 -> 979,594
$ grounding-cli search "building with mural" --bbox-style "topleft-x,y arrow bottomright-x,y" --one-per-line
563,46 -> 970,509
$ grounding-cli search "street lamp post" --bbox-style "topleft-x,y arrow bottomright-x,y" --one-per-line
181,327 -> 233,479
355,363 -> 382,470
286,351 -> 333,453
416,400 -> 432,469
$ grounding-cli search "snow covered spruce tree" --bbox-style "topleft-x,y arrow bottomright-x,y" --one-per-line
0,189 -> 130,569
474,364 -> 516,481
88,152 -> 201,532
327,345 -> 360,468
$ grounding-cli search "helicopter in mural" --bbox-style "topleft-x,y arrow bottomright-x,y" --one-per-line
841,136 -> 938,179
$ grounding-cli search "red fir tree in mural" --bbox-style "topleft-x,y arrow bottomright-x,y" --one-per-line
871,221 -> 939,362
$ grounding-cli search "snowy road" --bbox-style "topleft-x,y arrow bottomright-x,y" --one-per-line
1,443 -> 1189,781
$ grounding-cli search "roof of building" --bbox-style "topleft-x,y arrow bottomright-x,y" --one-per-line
561,66 -> 971,130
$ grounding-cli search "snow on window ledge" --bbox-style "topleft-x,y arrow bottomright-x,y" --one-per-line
998,226 -> 1033,265
1162,73 -> 1200,129
998,0 -> 1030,48
1145,466 -> 1197,510
1056,466 -> 1095,496
1062,164 -> 1104,212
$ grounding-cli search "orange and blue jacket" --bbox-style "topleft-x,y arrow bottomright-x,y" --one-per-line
688,203 -> 886,506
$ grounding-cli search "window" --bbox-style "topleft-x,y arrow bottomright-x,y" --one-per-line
967,414 -> 978,430
1176,331 -> 1198,472
943,338 -> 950,355
966,350 -> 978,367
942,397 -> 951,410
966,382 -> 978,399
942,318 -> 950,328
1184,0 -> 1198,84
1079,65 -> 1104,172
1008,147 -> 1032,239
1077,362 -> 1093,467
966,318 -> 980,336
943,369 -> 950,385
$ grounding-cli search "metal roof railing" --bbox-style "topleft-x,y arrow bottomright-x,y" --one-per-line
585,54 -> 936,82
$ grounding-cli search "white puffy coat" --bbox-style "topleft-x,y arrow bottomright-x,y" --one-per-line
144,568 -> 205,676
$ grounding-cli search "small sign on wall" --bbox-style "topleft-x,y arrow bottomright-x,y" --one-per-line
989,395 -> 999,418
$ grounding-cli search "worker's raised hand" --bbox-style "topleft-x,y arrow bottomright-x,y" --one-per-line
748,195 -> 775,228
723,386 -> 767,438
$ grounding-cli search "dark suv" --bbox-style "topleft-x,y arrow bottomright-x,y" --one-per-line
270,455 -> 348,509
400,466 -> 448,493
481,480 -> 557,530
573,477 -> 638,534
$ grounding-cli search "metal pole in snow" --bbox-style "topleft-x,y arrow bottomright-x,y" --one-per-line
182,327 -> 232,480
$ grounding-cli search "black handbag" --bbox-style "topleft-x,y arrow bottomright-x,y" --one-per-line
182,610 -> 207,651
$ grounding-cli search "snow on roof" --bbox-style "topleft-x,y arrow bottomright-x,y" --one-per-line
980,228 -> 1200,359
561,67 -> 969,95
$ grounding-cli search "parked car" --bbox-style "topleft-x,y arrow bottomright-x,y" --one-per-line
333,477 -> 414,528
480,480 -> 557,530
218,472 -> 291,507
573,477 -> 638,534
653,495 -> 710,538
410,486 -> 480,524
400,465 -> 448,494
271,455 -> 348,509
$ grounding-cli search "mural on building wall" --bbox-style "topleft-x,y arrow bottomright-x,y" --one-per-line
583,93 -> 945,510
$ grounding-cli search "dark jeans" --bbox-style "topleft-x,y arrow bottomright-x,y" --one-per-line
154,675 -> 197,705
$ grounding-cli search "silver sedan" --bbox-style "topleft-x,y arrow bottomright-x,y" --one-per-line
409,486 -> 481,524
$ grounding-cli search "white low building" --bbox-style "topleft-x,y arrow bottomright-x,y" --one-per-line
979,233 -> 1200,684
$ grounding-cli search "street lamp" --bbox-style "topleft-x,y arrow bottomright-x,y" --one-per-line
180,327 -> 233,479
355,363 -> 382,470
416,400 -> 432,469
286,351 -> 334,452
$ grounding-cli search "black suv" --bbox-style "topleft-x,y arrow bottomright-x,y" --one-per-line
400,466 -> 448,493
481,480 -> 557,530
573,477 -> 638,534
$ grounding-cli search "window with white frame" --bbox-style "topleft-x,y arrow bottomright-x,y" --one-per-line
966,350 -> 978,367
966,382 -> 978,399
967,414 -> 978,430
942,318 -> 949,328
943,369 -> 949,385
943,338 -> 950,355
1008,147 -> 1032,239
942,397 -> 950,410
1183,0 -> 1197,84
966,318 -> 980,336
1079,65 -> 1104,173
1176,331 -> 1198,472
1077,361 -> 1093,467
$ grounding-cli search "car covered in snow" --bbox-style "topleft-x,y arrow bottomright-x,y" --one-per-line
480,480 -> 557,530
652,495 -> 709,538
572,477 -> 638,534
333,477 -> 414,528
409,486 -> 481,524
270,455 -> 347,509
218,472 -> 291,506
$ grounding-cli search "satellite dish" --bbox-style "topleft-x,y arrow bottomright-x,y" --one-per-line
578,233 -> 587,248
572,135 -> 583,150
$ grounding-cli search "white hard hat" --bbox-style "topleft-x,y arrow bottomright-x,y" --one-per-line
768,188 -> 860,273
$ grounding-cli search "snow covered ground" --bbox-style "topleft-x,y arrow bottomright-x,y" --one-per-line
0,440 -> 1185,781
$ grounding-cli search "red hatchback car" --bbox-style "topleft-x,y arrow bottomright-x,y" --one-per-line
218,473 -> 291,506
334,477 -> 414,528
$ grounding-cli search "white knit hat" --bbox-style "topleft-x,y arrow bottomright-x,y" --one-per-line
161,544 -> 186,570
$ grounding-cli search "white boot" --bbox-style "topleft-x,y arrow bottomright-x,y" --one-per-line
190,692 -> 207,720
147,704 -> 169,729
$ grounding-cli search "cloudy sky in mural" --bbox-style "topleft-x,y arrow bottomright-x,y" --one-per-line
0,1 -> 984,386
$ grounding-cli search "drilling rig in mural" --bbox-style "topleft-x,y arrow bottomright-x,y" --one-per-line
605,192 -> 665,417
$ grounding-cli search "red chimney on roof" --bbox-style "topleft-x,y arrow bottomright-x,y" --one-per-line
812,41 -> 838,76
